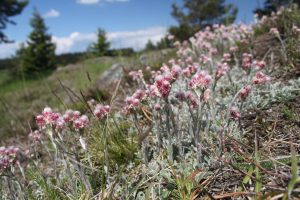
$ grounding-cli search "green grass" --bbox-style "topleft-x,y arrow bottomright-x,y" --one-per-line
0,49 -> 175,140
0,57 -> 115,139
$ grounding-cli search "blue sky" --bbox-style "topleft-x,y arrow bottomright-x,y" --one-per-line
0,0 -> 264,58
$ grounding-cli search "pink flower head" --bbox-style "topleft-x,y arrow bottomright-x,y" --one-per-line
94,104 -> 110,119
215,62 -> 229,79
29,130 -> 42,141
155,75 -> 172,98
270,28 -> 279,36
171,64 -> 182,79
129,70 -> 143,81
160,64 -> 170,73
185,92 -> 198,108
187,64 -> 197,75
292,25 -> 300,34
73,111 -> 81,120
252,71 -> 271,84
132,89 -> 145,100
222,53 -> 231,62
42,107 -> 55,124
132,98 -> 140,107
239,85 -> 252,100
182,68 -> 191,77
189,71 -> 212,89
242,53 -> 253,70
0,147 -> 5,155
200,55 -> 211,64
146,84 -> 160,97
230,107 -> 241,121
185,56 -> 193,64
36,115 -> 45,129
74,115 -> 89,130
63,109 -> 74,123
254,60 -> 266,70
55,117 -> 65,130
154,103 -> 161,111
202,89 -> 211,102
230,46 -> 238,52
42,107 -> 52,116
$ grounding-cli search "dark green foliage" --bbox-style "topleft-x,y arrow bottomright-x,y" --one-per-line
169,24 -> 194,42
88,28 -> 110,57
55,52 -> 86,66
89,119 -> 138,167
156,36 -> 172,50
144,40 -> 156,51
106,48 -> 135,57
254,0 -> 299,18
19,10 -> 56,77
170,0 -> 238,40
0,0 -> 28,43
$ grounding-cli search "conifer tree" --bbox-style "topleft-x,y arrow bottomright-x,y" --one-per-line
19,10 -> 56,76
170,0 -> 238,41
144,40 -> 156,51
0,0 -> 28,43
88,28 -> 110,57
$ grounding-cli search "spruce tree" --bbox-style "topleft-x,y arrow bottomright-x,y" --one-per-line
88,28 -> 110,57
0,0 -> 28,43
144,40 -> 156,51
170,0 -> 238,40
19,10 -> 56,76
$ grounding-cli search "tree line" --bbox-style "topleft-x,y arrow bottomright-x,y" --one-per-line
1,0 -> 299,78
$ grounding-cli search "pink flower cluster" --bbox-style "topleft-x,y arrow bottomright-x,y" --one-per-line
230,107 -> 241,121
155,74 -> 173,98
0,146 -> 20,171
242,53 -> 253,70
124,89 -> 146,113
94,104 -> 110,119
189,71 -> 212,89
222,53 -> 231,62
171,64 -> 182,79
73,115 -> 89,130
129,70 -> 143,81
182,64 -> 197,77
252,71 -> 271,84
175,91 -> 198,108
270,28 -> 279,36
254,60 -> 266,70
29,130 -> 42,141
292,25 -> 300,34
36,107 -> 65,130
215,62 -> 229,79
239,85 -> 252,101
36,107 -> 89,131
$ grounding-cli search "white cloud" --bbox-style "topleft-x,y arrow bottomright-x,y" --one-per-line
107,26 -> 167,50
77,0 -> 100,4
0,26 -> 168,58
52,26 -> 167,54
43,9 -> 60,18
0,42 -> 20,59
52,32 -> 96,54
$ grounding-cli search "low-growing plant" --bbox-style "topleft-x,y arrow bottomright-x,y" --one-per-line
1,10 -> 300,199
